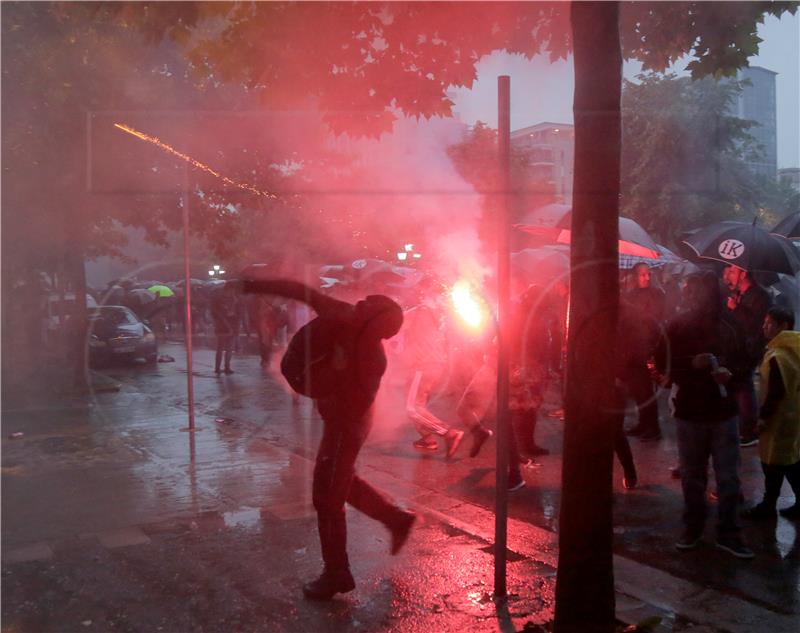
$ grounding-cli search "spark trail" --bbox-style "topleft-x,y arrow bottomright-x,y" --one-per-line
114,123 -> 277,198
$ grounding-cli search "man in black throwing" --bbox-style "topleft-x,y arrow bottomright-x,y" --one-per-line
239,271 -> 416,600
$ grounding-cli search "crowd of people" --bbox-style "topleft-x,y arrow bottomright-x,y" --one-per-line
229,258 -> 798,599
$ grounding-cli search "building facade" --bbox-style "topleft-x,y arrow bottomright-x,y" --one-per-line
778,167 -> 800,192
510,122 -> 574,203
734,66 -> 778,180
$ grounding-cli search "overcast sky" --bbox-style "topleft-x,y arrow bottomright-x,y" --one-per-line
451,11 -> 799,168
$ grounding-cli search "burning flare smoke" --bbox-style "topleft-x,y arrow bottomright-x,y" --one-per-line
450,279 -> 489,331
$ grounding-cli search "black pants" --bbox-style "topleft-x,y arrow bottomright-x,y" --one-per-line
760,460 -> 800,507
214,333 -> 233,371
623,361 -> 659,435
313,410 -> 403,572
615,425 -> 636,481
511,408 -> 539,455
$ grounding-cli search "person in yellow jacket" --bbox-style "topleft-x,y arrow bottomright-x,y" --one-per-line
743,306 -> 800,520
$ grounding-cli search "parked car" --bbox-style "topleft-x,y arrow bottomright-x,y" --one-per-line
87,306 -> 158,366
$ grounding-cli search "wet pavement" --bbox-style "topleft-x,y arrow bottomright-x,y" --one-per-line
2,341 -> 799,632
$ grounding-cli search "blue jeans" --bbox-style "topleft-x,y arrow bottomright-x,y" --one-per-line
675,416 -> 742,538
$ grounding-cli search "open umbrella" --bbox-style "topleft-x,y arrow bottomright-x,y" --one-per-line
173,278 -> 206,288
619,243 -> 690,270
346,259 -> 407,286
147,284 -> 175,298
769,273 -> 799,311
771,212 -> 800,240
515,210 -> 661,259
682,220 -> 800,275
126,288 -> 156,305
517,203 -> 572,237
511,246 -> 570,283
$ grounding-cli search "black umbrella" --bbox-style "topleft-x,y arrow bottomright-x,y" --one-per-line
515,210 -> 661,258
682,220 -> 800,275
772,212 -> 800,240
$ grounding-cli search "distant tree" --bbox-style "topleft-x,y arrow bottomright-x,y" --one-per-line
620,71 -> 800,246
754,174 -> 800,224
620,73 -> 761,245
446,121 -> 557,255
0,2 -> 279,389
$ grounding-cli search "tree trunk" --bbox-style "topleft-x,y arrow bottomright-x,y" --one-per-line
554,3 -> 621,633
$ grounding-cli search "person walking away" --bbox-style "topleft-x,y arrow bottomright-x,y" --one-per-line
456,342 -> 529,491
655,272 -> 753,558
743,306 -> 800,520
255,296 -> 279,367
211,283 -> 238,375
402,303 -> 464,458
510,285 -> 551,458
239,272 -> 416,600
722,265 -> 772,447
622,263 -> 665,441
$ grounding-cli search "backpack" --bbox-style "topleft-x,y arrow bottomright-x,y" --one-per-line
280,317 -> 352,398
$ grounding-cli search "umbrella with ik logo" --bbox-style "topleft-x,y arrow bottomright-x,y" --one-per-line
681,220 -> 800,275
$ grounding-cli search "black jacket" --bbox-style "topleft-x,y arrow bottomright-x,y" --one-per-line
656,311 -> 747,423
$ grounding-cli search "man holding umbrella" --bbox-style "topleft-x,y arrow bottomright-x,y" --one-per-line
682,220 -> 800,447
722,264 -> 772,447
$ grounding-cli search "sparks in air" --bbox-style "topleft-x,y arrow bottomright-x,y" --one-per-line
113,123 -> 277,199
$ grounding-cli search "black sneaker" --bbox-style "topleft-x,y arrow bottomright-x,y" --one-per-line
742,503 -> 777,520
715,536 -> 754,559
469,425 -> 493,458
779,504 -> 800,520
390,510 -> 416,555
739,435 -> 759,448
508,471 -> 526,492
675,531 -> 702,550
623,473 -> 638,490
302,568 -> 356,600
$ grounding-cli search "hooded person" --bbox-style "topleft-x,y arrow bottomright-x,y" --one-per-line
237,270 -> 415,600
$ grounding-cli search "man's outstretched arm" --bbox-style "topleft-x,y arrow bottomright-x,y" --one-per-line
240,278 -> 352,321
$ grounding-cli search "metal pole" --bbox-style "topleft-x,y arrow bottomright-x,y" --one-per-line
182,168 -> 196,431
494,75 -> 511,598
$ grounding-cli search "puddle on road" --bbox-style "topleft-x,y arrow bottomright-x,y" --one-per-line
223,506 -> 263,529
